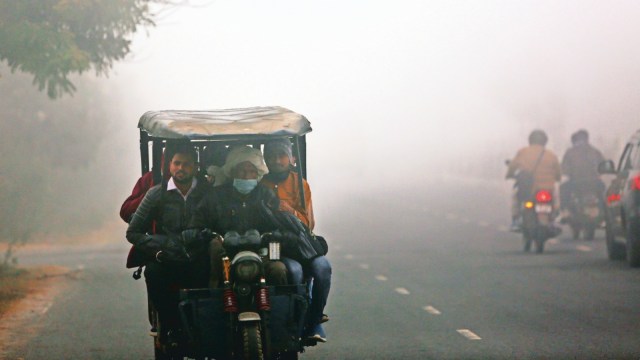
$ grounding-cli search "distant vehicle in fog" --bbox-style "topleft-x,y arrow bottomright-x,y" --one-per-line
599,129 -> 640,267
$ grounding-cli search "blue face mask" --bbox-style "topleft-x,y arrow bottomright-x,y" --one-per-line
233,178 -> 258,194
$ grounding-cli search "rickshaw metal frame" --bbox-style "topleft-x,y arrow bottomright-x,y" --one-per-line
138,107 -> 311,209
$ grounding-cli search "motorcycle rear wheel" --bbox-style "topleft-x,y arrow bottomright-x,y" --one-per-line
522,232 -> 532,252
534,238 -> 545,254
584,223 -> 596,241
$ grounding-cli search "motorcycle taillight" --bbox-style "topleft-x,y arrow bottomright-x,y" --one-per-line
607,193 -> 621,204
536,190 -> 552,203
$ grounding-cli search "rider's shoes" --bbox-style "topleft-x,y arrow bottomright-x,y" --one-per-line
320,314 -> 330,324
163,328 -> 182,347
306,324 -> 327,343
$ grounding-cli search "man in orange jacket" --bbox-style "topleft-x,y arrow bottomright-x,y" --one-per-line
261,139 -> 331,343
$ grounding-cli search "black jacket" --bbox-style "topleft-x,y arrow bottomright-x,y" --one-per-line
126,178 -> 211,253
188,183 -> 280,235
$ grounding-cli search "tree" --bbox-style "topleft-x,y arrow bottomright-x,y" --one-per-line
0,0 -> 159,99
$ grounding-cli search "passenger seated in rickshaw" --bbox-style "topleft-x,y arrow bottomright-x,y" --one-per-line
125,144 -> 212,339
187,145 -> 294,288
200,142 -> 230,186
261,139 -> 332,343
120,150 -> 170,224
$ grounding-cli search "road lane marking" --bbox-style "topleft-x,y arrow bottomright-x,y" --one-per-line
40,302 -> 53,315
576,245 -> 592,252
358,263 -> 370,270
423,306 -> 441,315
375,275 -> 388,281
457,329 -> 482,340
478,221 -> 490,227
395,287 -> 410,295
344,254 -> 354,260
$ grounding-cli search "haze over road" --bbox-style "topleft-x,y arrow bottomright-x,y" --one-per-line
5,178 -> 640,359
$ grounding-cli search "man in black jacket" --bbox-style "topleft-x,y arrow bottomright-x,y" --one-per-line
559,129 -> 605,220
126,144 -> 211,339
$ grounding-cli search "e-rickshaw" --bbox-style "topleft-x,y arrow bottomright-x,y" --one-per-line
135,106 -> 315,360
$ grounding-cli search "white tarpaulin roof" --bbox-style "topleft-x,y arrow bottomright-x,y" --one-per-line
138,106 -> 312,139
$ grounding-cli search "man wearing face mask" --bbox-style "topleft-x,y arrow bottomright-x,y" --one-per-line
187,145 -> 292,288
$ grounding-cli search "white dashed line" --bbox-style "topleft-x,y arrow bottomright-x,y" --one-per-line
395,287 -> 410,295
375,275 -> 388,281
457,329 -> 482,340
359,263 -> 370,270
478,221 -> 490,227
576,245 -> 592,252
41,302 -> 53,315
344,254 -> 354,260
423,306 -> 441,315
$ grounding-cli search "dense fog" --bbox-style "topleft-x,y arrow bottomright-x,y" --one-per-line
2,0 -> 640,243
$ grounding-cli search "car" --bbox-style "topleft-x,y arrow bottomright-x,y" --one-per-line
599,129 -> 640,267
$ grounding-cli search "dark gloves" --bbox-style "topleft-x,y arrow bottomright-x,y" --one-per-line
136,229 -> 216,264
179,228 -> 216,259
135,234 -> 168,258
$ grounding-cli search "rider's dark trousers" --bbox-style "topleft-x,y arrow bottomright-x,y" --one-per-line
144,255 -> 210,329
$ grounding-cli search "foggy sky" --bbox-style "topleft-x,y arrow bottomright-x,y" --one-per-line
107,0 -> 640,202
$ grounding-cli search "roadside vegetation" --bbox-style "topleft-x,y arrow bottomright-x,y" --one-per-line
0,266 -> 30,316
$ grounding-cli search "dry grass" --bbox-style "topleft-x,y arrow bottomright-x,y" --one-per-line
0,265 -> 71,317
0,266 -> 30,316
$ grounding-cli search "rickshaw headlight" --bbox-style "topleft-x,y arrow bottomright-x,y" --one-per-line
235,261 -> 260,282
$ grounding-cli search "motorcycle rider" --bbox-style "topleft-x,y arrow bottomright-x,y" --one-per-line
506,130 -> 562,231
187,145 -> 292,289
559,129 -> 605,221
261,138 -> 332,343
125,144 -> 212,341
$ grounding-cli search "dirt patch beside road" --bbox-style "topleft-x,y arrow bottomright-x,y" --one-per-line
0,221 -> 124,358
0,265 -> 76,359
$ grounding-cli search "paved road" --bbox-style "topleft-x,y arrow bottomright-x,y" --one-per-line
5,179 -> 640,359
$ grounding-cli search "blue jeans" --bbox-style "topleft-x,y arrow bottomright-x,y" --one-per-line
281,256 -> 332,326
281,257 -> 304,284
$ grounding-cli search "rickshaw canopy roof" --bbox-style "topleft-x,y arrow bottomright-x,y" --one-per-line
138,106 -> 311,140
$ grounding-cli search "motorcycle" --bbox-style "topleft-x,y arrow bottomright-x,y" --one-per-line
520,189 -> 561,253
565,190 -> 602,241
506,160 -> 562,253
153,230 -> 309,360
